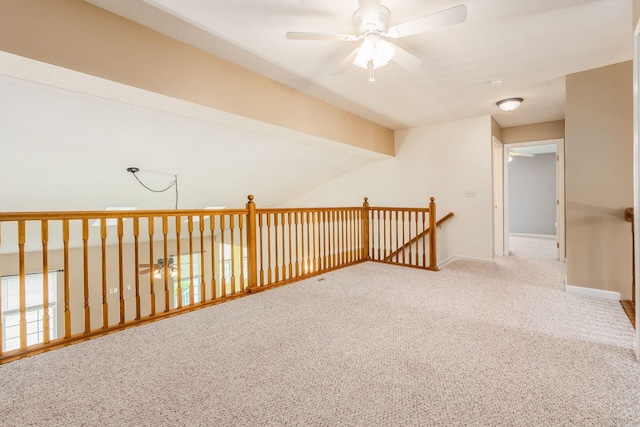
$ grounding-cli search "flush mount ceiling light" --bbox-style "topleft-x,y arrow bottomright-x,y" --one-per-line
496,98 -> 524,112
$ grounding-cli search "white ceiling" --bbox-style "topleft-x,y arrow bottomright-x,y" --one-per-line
0,0 -> 633,213
87,0 -> 632,129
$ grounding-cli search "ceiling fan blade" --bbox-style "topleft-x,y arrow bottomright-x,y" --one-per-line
358,0 -> 381,27
286,32 -> 358,41
387,4 -> 467,39
390,43 -> 422,71
139,269 -> 151,275
331,49 -> 359,75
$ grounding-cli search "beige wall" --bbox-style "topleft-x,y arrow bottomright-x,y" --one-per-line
283,115 -> 495,263
0,0 -> 393,156
502,120 -> 565,144
491,117 -> 503,142
635,0 -> 640,29
565,61 -> 633,299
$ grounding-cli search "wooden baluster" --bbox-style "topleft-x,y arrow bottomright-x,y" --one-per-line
274,213 -> 280,283
350,210 -> 355,262
148,218 -> 156,316
246,195 -> 258,291
428,197 -> 438,271
294,212 -> 300,277
41,220 -> 51,344
324,211 -> 328,268
346,210 -> 353,263
281,212 -> 287,280
266,214 -> 272,284
175,216 -> 182,309
306,212 -> 312,273
339,210 -> 343,265
323,211 -> 329,269
239,214 -> 245,291
288,213 -> 293,279
188,216 -> 194,305
400,211 -> 406,264
163,216 -> 170,312
382,210 -> 387,260
220,215 -> 226,297
133,217 -> 141,320
407,212 -> 413,266
394,211 -> 400,263
414,211 -> 419,265
312,211 -> 318,272
336,210 -> 341,265
230,215 -> 236,294
332,211 -> 338,267
300,212 -> 309,275
117,218 -> 125,325
210,214 -> 217,299
82,219 -> 90,333
18,221 -> 27,349
388,210 -> 393,261
200,215 -> 206,301
99,218 -> 108,330
258,213 -> 265,286
422,211 -> 427,267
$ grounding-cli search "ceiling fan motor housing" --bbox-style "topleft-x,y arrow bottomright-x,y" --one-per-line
353,5 -> 391,33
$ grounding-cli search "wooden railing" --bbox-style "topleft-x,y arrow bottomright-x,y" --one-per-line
0,196 -> 448,362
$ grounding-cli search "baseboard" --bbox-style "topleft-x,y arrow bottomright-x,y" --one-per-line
509,233 -> 556,239
438,255 -> 494,268
565,284 -> 621,301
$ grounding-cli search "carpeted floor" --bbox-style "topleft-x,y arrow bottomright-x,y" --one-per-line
1,250 -> 639,426
509,234 -> 558,260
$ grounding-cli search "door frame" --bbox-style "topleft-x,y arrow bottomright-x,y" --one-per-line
492,137 -> 504,257
502,138 -> 565,261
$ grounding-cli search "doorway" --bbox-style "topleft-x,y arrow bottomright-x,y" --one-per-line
501,139 -> 565,261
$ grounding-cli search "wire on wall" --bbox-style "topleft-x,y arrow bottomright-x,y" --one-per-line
126,167 -> 179,209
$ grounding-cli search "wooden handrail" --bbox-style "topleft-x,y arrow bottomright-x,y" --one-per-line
383,212 -> 454,262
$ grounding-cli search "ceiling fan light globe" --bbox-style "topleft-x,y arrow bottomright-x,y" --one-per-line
376,38 -> 396,63
353,52 -> 370,69
372,57 -> 389,69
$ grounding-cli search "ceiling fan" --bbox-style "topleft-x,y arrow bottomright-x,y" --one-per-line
139,257 -> 178,279
286,0 -> 467,82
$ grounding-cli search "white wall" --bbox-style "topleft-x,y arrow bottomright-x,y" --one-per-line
283,115 -> 494,264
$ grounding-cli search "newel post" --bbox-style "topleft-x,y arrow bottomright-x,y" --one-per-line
428,197 -> 439,271
246,195 -> 258,292
362,197 -> 371,260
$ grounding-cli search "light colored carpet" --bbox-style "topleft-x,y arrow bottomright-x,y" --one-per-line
509,234 -> 558,260
1,254 -> 639,426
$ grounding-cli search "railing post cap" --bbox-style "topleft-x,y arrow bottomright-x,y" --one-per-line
364,197 -> 368,202
430,197 -> 435,202
247,194 -> 254,202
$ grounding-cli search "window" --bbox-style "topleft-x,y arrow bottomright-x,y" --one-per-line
1,272 -> 57,352
174,253 -> 201,307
